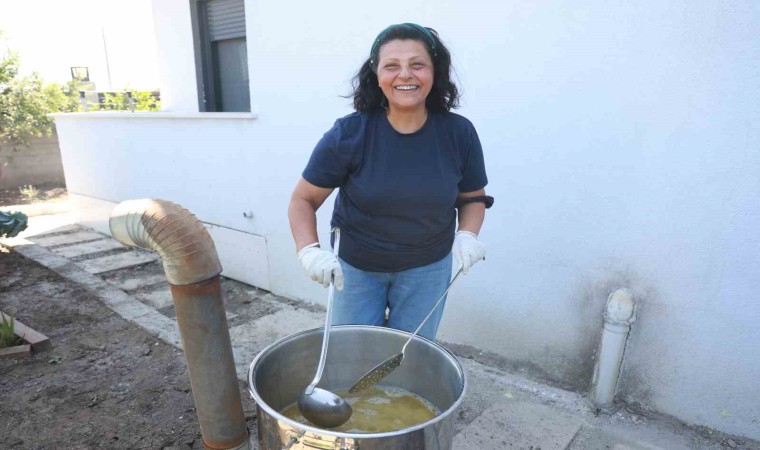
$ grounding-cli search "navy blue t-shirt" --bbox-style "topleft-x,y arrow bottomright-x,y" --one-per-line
302,109 -> 487,272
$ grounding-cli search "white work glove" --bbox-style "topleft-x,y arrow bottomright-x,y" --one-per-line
297,243 -> 344,290
452,231 -> 486,274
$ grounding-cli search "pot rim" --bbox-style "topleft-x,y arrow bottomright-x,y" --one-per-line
247,324 -> 467,439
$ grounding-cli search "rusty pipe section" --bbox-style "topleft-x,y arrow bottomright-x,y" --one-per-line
110,199 -> 250,450
170,278 -> 250,450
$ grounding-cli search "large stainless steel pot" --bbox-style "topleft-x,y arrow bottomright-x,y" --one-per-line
248,325 -> 466,450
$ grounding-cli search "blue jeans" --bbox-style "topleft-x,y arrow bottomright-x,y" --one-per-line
331,253 -> 453,340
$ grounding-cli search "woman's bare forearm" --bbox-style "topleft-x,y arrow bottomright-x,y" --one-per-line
288,196 -> 320,252
457,202 -> 485,235
288,177 -> 334,252
457,188 -> 486,235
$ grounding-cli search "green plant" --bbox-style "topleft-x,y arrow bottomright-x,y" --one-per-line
0,46 -> 18,85
132,90 -> 161,111
0,310 -> 22,349
0,31 -> 80,147
0,74 -> 80,146
18,184 -> 39,201
95,89 -> 160,111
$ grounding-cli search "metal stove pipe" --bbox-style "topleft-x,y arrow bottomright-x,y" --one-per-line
110,199 -> 249,450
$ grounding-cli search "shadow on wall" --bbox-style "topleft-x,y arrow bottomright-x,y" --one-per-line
0,135 -> 65,190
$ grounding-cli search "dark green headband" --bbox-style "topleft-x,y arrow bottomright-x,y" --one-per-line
369,23 -> 438,64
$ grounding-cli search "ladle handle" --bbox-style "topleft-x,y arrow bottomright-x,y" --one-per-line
400,266 -> 464,354
306,227 -> 340,393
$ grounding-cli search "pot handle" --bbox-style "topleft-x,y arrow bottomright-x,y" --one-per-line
282,431 -> 305,450
282,431 -> 357,450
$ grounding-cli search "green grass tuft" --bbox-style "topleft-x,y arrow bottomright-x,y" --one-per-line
0,310 -> 23,348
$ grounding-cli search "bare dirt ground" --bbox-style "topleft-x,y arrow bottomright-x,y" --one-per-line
0,182 -> 68,207
0,246 -> 257,449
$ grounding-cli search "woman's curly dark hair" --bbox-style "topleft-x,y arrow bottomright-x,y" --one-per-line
348,23 -> 460,112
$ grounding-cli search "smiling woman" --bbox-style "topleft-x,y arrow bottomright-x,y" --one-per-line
286,23 -> 493,342
375,39 -> 435,132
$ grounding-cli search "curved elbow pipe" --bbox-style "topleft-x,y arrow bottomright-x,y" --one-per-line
110,199 -> 249,450
110,199 -> 222,286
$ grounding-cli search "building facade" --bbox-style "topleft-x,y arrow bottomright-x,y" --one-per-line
53,0 -> 760,440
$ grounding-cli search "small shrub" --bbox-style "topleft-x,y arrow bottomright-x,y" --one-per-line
18,184 -> 39,202
0,310 -> 22,349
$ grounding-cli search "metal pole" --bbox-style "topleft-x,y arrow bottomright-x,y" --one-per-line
101,26 -> 112,91
171,278 -> 250,449
127,91 -> 134,112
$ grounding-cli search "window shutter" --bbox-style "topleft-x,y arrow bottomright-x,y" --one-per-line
207,0 -> 246,41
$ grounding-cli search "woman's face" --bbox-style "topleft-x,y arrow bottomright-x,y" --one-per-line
376,39 -> 434,114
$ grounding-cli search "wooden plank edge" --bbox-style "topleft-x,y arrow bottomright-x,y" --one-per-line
0,312 -> 52,352
0,344 -> 32,359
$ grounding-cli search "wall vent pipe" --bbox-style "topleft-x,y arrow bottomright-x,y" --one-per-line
110,199 -> 250,450
590,288 -> 636,412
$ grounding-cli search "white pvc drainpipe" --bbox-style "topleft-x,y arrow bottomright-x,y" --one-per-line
590,288 -> 636,412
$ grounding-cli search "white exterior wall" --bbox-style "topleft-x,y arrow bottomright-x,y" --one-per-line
151,1 -> 198,112
53,0 -> 760,440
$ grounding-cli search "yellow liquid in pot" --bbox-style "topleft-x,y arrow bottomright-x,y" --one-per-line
281,386 -> 440,433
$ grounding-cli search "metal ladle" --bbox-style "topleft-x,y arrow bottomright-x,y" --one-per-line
349,267 -> 464,393
297,228 -> 353,428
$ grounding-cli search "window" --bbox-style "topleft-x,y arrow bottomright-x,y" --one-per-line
190,0 -> 250,112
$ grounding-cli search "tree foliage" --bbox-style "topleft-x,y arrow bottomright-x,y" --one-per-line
0,35 -> 79,147
1,31 -> 161,147
0,74 -> 80,146
0,48 -> 19,85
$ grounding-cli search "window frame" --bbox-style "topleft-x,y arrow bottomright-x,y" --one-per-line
189,0 -> 249,112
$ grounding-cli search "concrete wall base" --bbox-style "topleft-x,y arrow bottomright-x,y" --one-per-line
0,136 -> 65,189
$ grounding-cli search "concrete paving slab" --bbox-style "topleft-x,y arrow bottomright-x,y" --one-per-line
11,243 -> 72,270
228,307 -> 324,380
33,230 -> 105,247
155,325 -> 184,350
53,238 -> 126,258
133,287 -> 241,323
109,298 -> 163,324
452,399 -> 584,450
613,444 -> 667,450
28,223 -> 82,236
136,288 -> 175,310
454,355 -> 590,436
14,213 -> 76,238
132,310 -> 183,350
78,251 -> 158,274
569,420 -> 706,450
108,273 -> 169,291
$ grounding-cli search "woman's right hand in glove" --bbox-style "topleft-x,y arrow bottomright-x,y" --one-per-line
297,244 -> 344,290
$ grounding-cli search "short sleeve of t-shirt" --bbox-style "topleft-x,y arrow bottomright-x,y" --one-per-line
302,119 -> 352,188
458,121 -> 488,193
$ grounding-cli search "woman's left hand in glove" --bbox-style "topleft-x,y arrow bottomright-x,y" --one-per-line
452,230 -> 486,274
